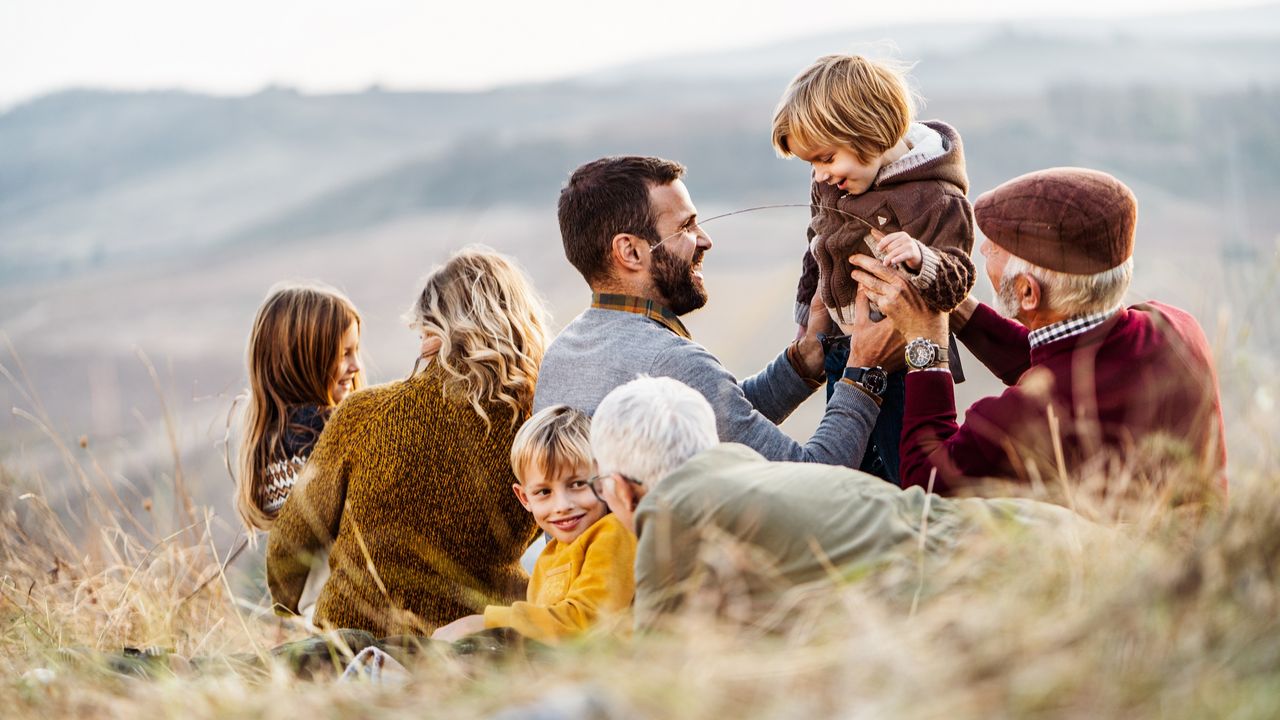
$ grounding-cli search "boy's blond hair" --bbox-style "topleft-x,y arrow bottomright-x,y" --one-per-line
772,54 -> 916,163
510,404 -> 593,483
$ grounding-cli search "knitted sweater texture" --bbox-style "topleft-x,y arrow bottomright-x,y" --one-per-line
259,405 -> 328,516
902,302 -> 1229,496
483,513 -> 636,643
266,364 -> 539,636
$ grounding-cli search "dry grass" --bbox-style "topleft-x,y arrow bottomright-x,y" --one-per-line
3,309 -> 1280,720
2,435 -> 1279,720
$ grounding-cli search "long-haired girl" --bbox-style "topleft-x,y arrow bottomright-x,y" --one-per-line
236,282 -> 364,533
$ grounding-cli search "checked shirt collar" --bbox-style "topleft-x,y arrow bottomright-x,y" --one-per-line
591,293 -> 692,340
1028,306 -> 1120,349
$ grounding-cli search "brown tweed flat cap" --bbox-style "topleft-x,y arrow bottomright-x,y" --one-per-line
974,167 -> 1136,274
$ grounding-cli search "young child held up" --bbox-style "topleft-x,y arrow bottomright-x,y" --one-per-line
771,52 -> 977,485
431,405 -> 636,644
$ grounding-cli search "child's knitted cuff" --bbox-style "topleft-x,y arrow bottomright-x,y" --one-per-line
483,605 -> 513,629
794,300 -> 811,327
909,243 -> 941,291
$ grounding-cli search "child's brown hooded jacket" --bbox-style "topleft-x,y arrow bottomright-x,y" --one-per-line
795,120 -> 976,326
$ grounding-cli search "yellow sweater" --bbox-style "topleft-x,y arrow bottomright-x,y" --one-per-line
266,364 -> 539,636
482,513 -> 636,643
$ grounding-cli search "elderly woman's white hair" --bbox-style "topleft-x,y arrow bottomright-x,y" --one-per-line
590,376 -> 719,487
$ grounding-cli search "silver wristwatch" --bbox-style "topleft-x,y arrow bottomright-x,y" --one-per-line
904,337 -> 948,370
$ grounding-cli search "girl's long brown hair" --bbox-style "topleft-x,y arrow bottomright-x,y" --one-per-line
236,282 -> 363,532
406,247 -> 548,429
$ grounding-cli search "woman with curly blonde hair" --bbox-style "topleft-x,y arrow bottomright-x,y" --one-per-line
267,247 -> 549,636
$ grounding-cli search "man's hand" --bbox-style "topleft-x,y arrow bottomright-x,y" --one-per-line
876,232 -> 924,271
795,290 -> 830,378
599,475 -> 639,535
432,614 -> 487,642
849,255 -> 947,344
842,288 -> 906,372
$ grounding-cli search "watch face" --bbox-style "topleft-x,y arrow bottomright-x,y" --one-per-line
905,339 -> 937,369
863,367 -> 889,395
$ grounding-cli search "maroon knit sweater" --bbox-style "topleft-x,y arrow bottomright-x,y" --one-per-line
901,302 -> 1228,497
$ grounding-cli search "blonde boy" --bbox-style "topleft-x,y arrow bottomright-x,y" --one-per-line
771,53 -> 977,485
431,405 -> 636,643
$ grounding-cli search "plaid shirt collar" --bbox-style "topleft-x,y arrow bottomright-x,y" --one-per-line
591,293 -> 692,340
1028,306 -> 1120,349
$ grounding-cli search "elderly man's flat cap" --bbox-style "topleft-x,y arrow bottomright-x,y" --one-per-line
974,167 -> 1136,274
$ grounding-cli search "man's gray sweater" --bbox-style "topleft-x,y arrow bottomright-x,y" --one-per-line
532,307 -> 878,468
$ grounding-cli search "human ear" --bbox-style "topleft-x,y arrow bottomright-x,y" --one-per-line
512,483 -> 531,511
1018,274 -> 1041,312
613,474 -> 638,509
420,334 -> 443,359
610,233 -> 648,273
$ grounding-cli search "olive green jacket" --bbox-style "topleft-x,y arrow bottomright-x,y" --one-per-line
633,443 -> 1073,629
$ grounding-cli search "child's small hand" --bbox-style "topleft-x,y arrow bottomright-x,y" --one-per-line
876,232 -> 923,271
432,614 -> 487,642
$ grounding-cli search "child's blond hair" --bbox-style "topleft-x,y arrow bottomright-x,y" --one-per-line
510,405 -> 593,484
772,54 -> 916,163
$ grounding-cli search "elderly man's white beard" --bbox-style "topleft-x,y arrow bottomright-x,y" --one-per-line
996,273 -> 1022,320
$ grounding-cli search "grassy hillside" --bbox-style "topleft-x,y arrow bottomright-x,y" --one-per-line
1,419 -> 1278,718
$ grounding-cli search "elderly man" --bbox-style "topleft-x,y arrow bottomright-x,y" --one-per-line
534,155 -> 898,468
851,167 -> 1228,498
591,376 -> 1078,630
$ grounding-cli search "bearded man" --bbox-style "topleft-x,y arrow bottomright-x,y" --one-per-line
850,167 -> 1228,500
534,156 -> 899,467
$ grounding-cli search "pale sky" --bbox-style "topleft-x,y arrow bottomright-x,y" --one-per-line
0,0 -> 1270,109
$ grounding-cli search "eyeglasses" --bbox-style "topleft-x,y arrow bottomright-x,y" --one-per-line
587,473 -> 644,504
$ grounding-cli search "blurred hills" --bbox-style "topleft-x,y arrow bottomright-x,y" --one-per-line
2,5 -> 1279,528
2,4 -> 1280,283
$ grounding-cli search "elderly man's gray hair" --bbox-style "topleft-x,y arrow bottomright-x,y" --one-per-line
591,376 -> 719,487
997,256 -> 1133,319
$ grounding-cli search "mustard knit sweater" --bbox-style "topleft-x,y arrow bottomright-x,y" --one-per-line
266,364 -> 539,636
483,513 -> 636,643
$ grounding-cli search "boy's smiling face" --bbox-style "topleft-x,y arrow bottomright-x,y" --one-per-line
790,142 -> 885,196
513,462 -> 607,545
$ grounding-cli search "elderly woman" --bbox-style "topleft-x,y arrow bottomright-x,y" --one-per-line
267,247 -> 548,636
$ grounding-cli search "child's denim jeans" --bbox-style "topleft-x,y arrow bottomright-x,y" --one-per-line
823,337 -> 904,485
823,334 -> 963,486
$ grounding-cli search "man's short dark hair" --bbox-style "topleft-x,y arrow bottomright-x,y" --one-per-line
557,156 -> 686,284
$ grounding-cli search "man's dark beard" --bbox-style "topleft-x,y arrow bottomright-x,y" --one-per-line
651,244 -> 708,316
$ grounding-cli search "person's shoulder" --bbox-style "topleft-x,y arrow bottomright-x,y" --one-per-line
654,444 -> 761,499
333,372 -> 443,425
650,333 -> 720,373
550,308 -> 689,351
579,513 -> 637,549
350,375 -> 422,407
325,383 -> 382,425
1123,301 -> 1214,357
1130,300 -> 1199,326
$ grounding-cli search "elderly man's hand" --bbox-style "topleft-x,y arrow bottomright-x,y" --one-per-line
840,288 -> 906,372
849,255 -> 948,345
